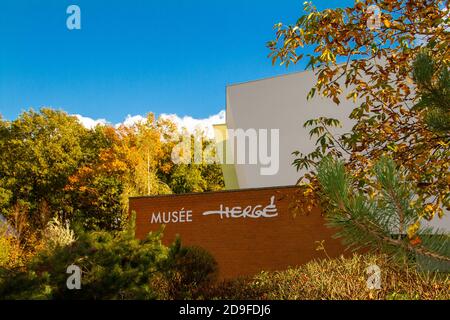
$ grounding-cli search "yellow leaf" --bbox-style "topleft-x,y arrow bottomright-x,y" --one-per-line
407,221 -> 420,239
383,19 -> 391,28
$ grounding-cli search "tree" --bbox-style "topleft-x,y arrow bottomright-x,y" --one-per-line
115,113 -> 171,198
169,164 -> 207,194
63,125 -> 127,230
165,132 -> 224,194
317,155 -> 450,262
60,114 -> 174,230
412,51 -> 450,133
269,0 -> 449,241
0,109 -> 88,227
0,107 -> 224,234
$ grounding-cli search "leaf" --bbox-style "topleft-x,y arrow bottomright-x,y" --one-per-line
407,221 -> 421,239
332,96 -> 340,105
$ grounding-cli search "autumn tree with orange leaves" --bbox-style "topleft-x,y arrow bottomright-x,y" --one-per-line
269,0 -> 449,261
0,109 -> 224,232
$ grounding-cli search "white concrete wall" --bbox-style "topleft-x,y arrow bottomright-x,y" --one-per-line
226,70 -> 354,188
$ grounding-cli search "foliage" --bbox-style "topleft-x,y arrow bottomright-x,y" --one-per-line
0,217 -> 169,299
317,155 -> 450,263
268,0 -> 449,240
412,51 -> 450,132
0,232 -> 35,270
163,134 -> 224,194
0,109 -> 87,226
169,164 -> 208,194
0,108 -> 225,298
0,236 -> 13,268
0,214 -> 220,300
161,242 -> 219,299
1,205 -> 45,267
41,217 -> 76,251
0,108 -> 224,232
204,254 -> 449,300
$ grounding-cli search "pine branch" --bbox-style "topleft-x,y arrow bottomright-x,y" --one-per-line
317,156 -> 450,263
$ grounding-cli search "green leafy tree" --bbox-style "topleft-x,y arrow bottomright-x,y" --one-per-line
169,164 -> 208,194
162,132 -> 224,194
0,109 -> 87,226
68,173 -> 125,231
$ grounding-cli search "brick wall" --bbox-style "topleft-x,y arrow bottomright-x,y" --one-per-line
130,186 -> 347,279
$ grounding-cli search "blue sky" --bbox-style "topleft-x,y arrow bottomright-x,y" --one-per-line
0,0 -> 353,123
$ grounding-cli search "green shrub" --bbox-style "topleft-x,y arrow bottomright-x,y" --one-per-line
0,222 -> 171,299
0,217 -> 221,300
162,242 -> 218,299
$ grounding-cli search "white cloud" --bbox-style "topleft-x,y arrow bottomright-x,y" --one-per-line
159,110 -> 225,138
73,114 -> 108,129
73,110 -> 226,139
117,114 -> 148,128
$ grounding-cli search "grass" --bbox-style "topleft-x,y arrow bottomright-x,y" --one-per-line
202,254 -> 449,300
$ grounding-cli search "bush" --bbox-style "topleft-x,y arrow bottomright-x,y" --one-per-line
0,228 -> 35,270
161,242 -> 219,299
0,222 -> 171,299
41,217 -> 76,251
204,254 -> 450,300
0,236 -> 12,267
199,277 -> 265,300
0,218 -> 220,300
